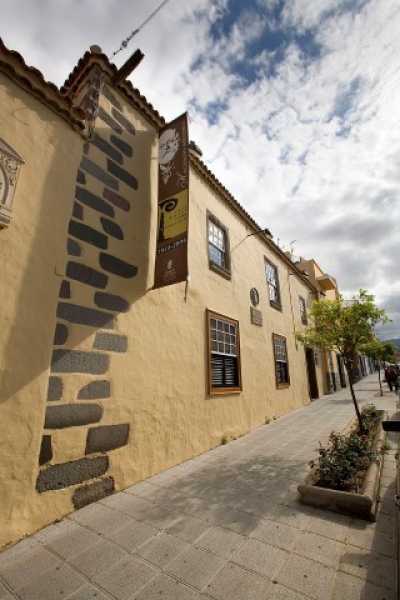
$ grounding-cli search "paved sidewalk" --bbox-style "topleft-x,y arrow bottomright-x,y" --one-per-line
0,374 -> 399,600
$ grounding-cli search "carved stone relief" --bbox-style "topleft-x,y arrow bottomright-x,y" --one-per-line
0,138 -> 24,227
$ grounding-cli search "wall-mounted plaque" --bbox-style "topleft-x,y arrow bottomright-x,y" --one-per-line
250,287 -> 260,306
250,307 -> 263,326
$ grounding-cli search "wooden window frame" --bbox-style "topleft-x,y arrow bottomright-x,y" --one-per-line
207,212 -> 231,280
273,333 -> 290,388
207,309 -> 242,394
265,258 -> 282,310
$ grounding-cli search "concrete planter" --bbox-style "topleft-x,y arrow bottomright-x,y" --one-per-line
298,410 -> 387,521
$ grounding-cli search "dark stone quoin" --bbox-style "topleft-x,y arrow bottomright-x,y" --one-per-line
80,156 -> 119,190
66,261 -> 108,289
36,456 -> 109,491
51,349 -> 109,374
102,187 -> 130,212
99,252 -> 138,278
47,376 -> 63,401
85,424 -> 130,454
44,404 -> 103,429
57,302 -> 114,329
94,292 -> 130,313
78,380 -> 111,400
72,477 -> 115,509
75,186 -> 115,218
93,332 -> 128,353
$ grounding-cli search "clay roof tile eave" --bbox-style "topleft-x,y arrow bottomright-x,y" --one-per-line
0,37 -> 86,130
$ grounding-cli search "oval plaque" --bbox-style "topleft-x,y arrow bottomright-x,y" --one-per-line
250,287 -> 260,306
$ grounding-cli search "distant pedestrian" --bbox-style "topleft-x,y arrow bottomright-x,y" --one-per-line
385,365 -> 398,392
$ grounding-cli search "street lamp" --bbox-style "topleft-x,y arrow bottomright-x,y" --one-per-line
289,270 -> 310,278
247,228 -> 272,238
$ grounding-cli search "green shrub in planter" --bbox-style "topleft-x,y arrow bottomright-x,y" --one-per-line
310,404 -> 379,492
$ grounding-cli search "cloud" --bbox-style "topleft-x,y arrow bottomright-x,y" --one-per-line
2,0 -> 399,338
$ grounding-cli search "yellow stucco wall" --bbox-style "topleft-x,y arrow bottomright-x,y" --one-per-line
0,72 -> 315,549
0,73 -> 84,548
66,83 -> 314,488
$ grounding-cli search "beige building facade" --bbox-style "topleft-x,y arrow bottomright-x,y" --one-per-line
295,257 -> 347,395
1,39 -> 328,549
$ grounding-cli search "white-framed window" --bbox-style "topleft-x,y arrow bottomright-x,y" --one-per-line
207,309 -> 241,393
207,214 -> 231,278
299,296 -> 307,325
273,334 -> 290,386
265,259 -> 281,309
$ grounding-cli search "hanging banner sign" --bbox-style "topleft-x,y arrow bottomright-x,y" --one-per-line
154,112 -> 189,289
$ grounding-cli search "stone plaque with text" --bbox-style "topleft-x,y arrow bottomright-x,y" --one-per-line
250,307 -> 263,326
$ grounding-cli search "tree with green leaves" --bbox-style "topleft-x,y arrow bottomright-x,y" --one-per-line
359,339 -> 397,396
296,289 -> 389,434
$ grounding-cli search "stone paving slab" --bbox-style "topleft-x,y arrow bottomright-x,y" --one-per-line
339,543 -> 396,589
232,538 -> 288,578
291,530 -> 344,567
68,538 -> 129,578
39,520 -> 100,560
0,580 -> 16,600
17,563 -> 87,600
107,519 -> 159,552
92,554 -> 159,599
275,553 -> 337,600
203,562 -> 273,600
194,525 -> 246,559
134,532 -> 189,568
64,583 -> 111,600
331,571 -> 397,600
164,546 -> 226,591
0,544 -> 62,591
251,518 -> 302,550
136,573 -> 200,600
165,514 -> 211,543
0,374 -> 398,600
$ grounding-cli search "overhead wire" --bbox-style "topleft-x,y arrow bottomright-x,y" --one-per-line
109,0 -> 171,59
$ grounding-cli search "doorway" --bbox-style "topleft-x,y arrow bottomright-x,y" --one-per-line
305,348 -> 319,400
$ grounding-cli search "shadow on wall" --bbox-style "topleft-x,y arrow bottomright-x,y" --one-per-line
2,78 -> 156,510
3,86 -> 155,403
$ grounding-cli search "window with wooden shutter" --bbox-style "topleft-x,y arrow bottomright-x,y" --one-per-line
207,310 -> 241,394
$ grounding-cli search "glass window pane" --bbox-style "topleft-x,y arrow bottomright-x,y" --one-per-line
209,315 -> 238,359
208,219 -> 227,267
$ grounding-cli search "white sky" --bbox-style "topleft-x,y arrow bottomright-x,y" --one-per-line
2,0 -> 400,339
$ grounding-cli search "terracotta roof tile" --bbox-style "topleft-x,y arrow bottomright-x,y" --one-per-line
0,37 -> 85,130
61,46 -> 165,128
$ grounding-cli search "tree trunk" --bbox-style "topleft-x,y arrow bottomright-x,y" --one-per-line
378,361 -> 383,396
345,361 -> 365,434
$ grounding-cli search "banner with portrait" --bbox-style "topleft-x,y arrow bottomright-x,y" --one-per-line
154,112 -> 189,289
